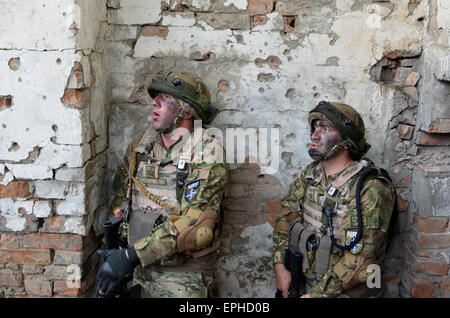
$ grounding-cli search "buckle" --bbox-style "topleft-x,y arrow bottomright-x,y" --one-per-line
177,159 -> 187,170
327,186 -> 337,196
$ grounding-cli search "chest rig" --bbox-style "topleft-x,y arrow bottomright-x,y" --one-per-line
126,127 -> 204,247
289,161 -> 377,278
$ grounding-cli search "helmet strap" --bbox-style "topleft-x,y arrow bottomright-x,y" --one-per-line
158,108 -> 187,134
308,140 -> 352,161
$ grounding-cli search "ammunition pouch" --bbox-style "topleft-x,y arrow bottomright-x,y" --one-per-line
128,210 -> 165,247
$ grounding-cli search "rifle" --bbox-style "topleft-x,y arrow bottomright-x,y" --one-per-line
98,217 -> 140,298
275,246 -> 303,298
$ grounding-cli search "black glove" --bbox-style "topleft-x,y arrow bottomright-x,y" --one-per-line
97,247 -> 140,297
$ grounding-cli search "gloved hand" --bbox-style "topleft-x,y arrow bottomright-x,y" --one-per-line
97,247 -> 140,297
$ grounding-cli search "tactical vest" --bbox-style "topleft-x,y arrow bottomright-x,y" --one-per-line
289,160 -> 394,288
127,126 -> 220,275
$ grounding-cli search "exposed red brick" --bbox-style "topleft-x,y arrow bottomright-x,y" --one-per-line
397,124 -> 414,140
275,1 -> 298,15
24,279 -> 53,297
395,172 -> 412,188
257,174 -> 281,185
0,269 -> 23,287
283,16 -> 298,33
0,233 -> 22,249
417,131 -> 450,146
416,260 -> 449,276
265,201 -> 282,214
247,0 -> 273,15
427,119 -> 450,134
0,95 -> 12,107
439,278 -> 450,292
385,50 -> 421,59
428,0 -> 438,31
419,217 -> 448,233
141,26 -> 169,38
53,250 -> 84,265
218,80 -> 229,92
266,56 -> 281,69
418,233 -> 450,249
41,216 -> 70,233
23,233 -> 83,250
411,283 -> 439,298
253,184 -> 282,200
53,280 -> 82,297
243,212 -> 267,226
223,210 -> 244,225
8,57 -> 20,71
90,139 -> 96,158
226,184 -> 249,198
73,71 -> 84,88
230,169 -> 259,184
240,162 -> 261,170
252,15 -> 267,26
0,181 -> 31,198
224,198 -> 261,212
61,89 -> 86,109
0,249 -> 52,265
405,71 -> 420,86
22,265 -> 44,275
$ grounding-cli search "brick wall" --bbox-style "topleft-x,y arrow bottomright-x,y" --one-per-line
0,0 -> 449,298
0,0 -> 108,297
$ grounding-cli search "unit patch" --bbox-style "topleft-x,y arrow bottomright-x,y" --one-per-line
345,230 -> 363,255
185,180 -> 201,202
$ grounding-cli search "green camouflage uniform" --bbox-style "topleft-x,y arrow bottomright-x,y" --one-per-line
110,126 -> 229,298
273,160 -> 395,298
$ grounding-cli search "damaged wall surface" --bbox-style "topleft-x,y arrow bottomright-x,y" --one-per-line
0,0 -> 109,297
0,0 -> 449,297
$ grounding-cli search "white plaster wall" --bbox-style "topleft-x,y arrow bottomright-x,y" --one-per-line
0,0 -> 108,235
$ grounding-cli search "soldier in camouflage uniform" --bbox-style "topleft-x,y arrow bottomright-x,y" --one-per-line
97,71 -> 229,298
273,101 -> 396,298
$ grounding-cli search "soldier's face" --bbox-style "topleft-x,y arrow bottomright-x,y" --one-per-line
151,93 -> 181,131
309,120 -> 342,155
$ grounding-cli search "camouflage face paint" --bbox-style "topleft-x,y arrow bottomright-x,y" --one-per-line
152,94 -> 181,132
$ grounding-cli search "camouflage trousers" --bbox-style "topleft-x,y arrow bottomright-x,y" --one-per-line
303,275 -> 381,298
133,266 -> 215,298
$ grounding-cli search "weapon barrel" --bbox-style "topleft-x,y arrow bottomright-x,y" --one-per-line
288,248 -> 303,298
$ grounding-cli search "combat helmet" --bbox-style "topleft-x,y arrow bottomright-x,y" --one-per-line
148,70 -> 218,127
308,101 -> 371,161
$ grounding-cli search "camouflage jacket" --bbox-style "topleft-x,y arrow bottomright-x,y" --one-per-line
110,127 -> 229,267
273,160 -> 395,297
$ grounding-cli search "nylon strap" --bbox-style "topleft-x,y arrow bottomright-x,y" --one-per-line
314,235 -> 332,276
299,228 -> 314,272
288,219 -> 305,250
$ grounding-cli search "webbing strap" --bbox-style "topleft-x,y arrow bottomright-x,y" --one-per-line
288,219 -> 305,250
314,235 -> 332,276
299,228 -> 314,272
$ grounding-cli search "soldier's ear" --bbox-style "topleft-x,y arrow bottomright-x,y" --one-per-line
183,113 -> 193,119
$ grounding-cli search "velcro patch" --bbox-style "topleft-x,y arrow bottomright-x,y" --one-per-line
185,180 -> 201,202
345,230 -> 363,255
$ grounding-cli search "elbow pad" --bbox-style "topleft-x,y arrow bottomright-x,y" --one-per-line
173,209 -> 217,253
333,252 -> 376,290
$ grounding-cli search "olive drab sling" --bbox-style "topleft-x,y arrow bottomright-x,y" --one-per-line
288,160 -> 396,279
